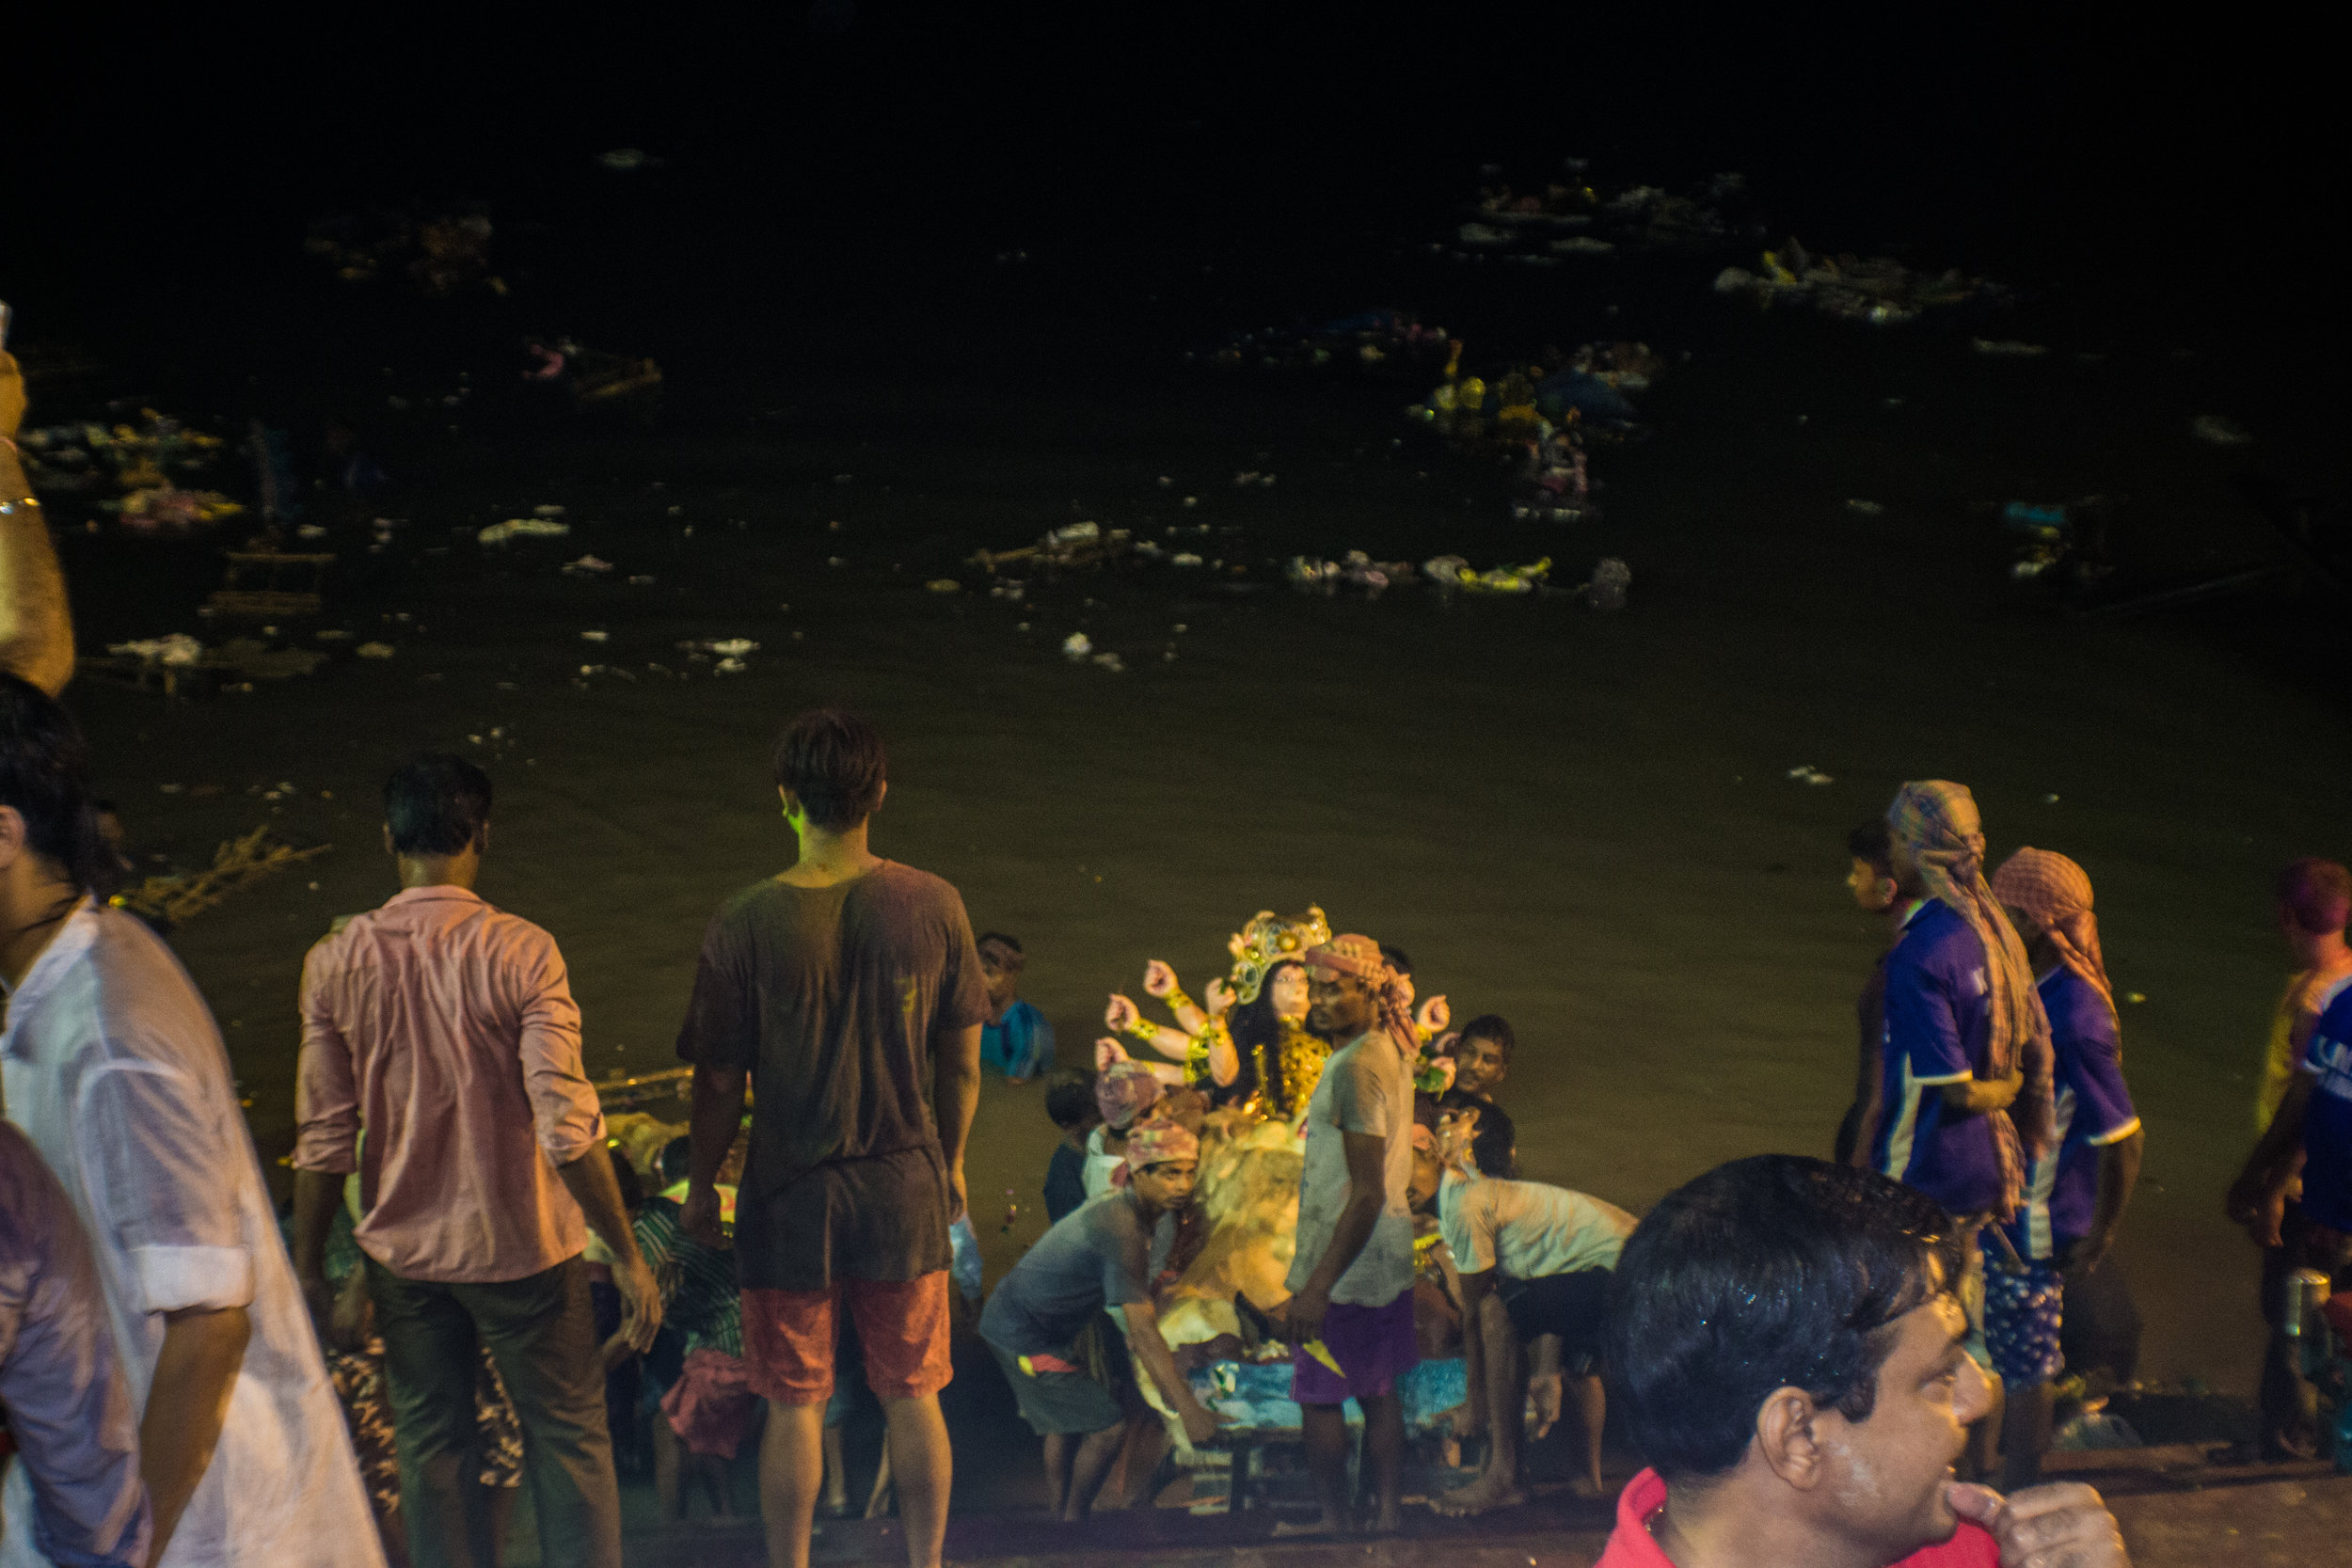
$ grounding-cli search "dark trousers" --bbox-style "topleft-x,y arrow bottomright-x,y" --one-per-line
369,1255 -> 623,1568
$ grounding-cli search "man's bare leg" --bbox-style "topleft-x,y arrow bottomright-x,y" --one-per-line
1435,1296 -> 1527,1515
863,1444 -> 895,1519
1358,1391 -> 1405,1533
1041,1433 -> 1074,1516
821,1423 -> 850,1515
1110,1410 -> 1169,1510
1568,1373 -> 1607,1497
1284,1402 -> 1353,1535
880,1394 -> 951,1568
654,1418 -> 685,1519
1061,1425 -> 1125,1521
760,1400 -> 825,1568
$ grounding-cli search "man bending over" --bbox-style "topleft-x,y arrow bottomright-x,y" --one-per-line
978,1119 -> 1224,1519
1423,1097 -> 1633,1512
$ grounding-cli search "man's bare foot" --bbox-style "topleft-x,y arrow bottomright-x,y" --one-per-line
1430,1471 -> 1527,1516
1569,1474 -> 1608,1501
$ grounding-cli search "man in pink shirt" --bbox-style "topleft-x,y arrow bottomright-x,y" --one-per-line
1595,1156 -> 2129,1568
293,753 -> 660,1568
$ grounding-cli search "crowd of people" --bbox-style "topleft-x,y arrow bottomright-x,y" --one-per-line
4,336 -> 2343,1568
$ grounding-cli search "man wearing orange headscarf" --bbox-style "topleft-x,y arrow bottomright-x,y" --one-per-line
1986,847 -> 2143,1490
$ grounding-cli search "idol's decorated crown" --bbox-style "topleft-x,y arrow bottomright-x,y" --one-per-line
1227,905 -> 1333,1004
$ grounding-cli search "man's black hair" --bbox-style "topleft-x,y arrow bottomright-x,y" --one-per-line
977,931 -> 1024,953
1459,1012 -> 1517,1063
1848,819 -> 1893,871
384,752 -> 492,857
1044,1070 -> 1099,1131
657,1134 -> 693,1190
608,1144 -> 645,1212
1379,942 -> 1413,976
1603,1155 -> 1964,1481
1438,1089 -> 1516,1178
771,706 -> 887,832
0,674 -> 119,895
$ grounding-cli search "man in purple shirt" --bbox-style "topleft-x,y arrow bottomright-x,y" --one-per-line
0,1119 -> 150,1568
1871,895 -> 2016,1217
1986,848 -> 2142,1489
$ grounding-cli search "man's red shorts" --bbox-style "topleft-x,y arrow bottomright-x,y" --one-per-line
741,1273 -> 953,1406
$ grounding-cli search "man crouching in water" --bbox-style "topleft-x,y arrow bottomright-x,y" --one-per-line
1595,1155 -> 2129,1568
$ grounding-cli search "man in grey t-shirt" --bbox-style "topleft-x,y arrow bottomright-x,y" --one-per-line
979,1120 -> 1222,1520
1279,934 -> 1421,1538
676,708 -> 984,1568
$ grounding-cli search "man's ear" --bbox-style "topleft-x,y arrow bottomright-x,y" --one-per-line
1754,1386 -> 1828,1492
0,804 -> 27,869
381,822 -> 395,858
475,821 -> 492,857
872,779 -> 888,814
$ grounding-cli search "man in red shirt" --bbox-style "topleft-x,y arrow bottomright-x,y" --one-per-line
1595,1156 -> 2129,1568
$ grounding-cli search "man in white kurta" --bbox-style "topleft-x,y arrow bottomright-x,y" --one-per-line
2,896 -> 382,1568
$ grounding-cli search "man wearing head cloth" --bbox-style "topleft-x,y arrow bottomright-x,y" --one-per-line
1868,783 -> 2057,1469
1080,1055 -> 1166,1200
1984,847 -> 2143,1490
977,1118 -> 1224,1520
1279,934 -> 1422,1537
1871,783 -> 2058,1223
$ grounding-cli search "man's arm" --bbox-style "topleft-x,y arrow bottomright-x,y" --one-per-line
1120,1298 -> 1224,1446
556,1147 -> 661,1353
1940,1068 -> 2026,1116
682,1062 -> 747,1246
0,352 -> 74,695
291,1167 -> 346,1338
142,1305 -> 251,1565
1284,1128 -> 1389,1342
291,955 -> 360,1327
933,1022 -> 983,1225
2074,1127 -> 2144,1272
2231,1076 -> 2312,1239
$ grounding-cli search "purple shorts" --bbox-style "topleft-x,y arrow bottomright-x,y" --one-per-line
1291,1291 -> 1419,1405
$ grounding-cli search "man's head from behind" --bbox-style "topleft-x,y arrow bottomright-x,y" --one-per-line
384,752 -> 492,866
1847,820 -> 1900,913
1044,1070 -> 1101,1134
2277,857 -> 2351,953
1604,1155 -> 1986,1562
1453,1014 -> 1515,1098
0,673 -> 113,899
772,706 -> 887,834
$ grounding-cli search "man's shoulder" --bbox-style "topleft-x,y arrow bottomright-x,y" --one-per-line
1893,900 -> 1976,961
2043,971 -> 2120,1053
857,861 -> 970,923
63,909 -> 215,1050
315,891 -> 553,959
2315,972 -> 2352,1037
